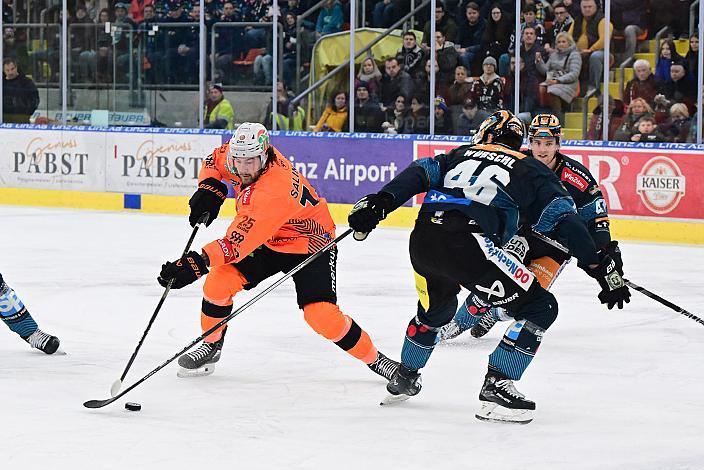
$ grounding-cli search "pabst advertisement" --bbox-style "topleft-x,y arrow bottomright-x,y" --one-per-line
0,128 -> 106,191
106,132 -> 223,196
413,140 -> 704,220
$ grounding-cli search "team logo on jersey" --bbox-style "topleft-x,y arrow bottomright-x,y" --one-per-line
473,234 -> 535,291
475,280 -> 505,299
636,157 -> 686,215
561,167 -> 588,192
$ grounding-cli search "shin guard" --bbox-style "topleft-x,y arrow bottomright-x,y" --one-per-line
0,281 -> 38,339
488,320 -> 545,380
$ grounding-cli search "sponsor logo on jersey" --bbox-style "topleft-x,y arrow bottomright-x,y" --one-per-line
636,156 -> 686,215
240,186 -> 253,205
561,167 -> 588,192
473,234 -> 534,291
216,239 -> 238,263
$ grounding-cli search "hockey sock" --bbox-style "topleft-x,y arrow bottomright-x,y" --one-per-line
0,282 -> 39,339
488,320 -> 545,380
454,294 -> 491,330
401,316 -> 439,370
303,302 -> 377,364
201,301 -> 232,343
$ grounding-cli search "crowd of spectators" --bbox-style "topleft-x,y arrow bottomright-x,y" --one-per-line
1,0 -> 702,139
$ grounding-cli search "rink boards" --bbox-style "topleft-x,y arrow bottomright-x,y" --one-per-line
1,124 -> 703,245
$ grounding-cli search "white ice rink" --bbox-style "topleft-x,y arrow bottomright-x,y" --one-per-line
1,205 -> 703,469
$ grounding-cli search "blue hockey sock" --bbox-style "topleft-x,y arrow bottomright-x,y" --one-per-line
400,316 -> 439,370
0,282 -> 38,339
454,294 -> 491,330
488,320 -> 544,380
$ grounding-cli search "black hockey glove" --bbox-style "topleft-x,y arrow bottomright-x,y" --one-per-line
348,192 -> 394,241
158,251 -> 209,289
586,254 -> 631,310
599,240 -> 624,275
189,177 -> 228,227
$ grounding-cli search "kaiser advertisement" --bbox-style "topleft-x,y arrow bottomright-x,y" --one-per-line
0,128 -> 106,191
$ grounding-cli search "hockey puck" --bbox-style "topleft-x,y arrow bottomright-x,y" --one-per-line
125,402 -> 142,412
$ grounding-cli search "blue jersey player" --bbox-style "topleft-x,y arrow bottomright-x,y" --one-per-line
347,111 -> 630,424
0,273 -> 60,354
439,114 -> 625,341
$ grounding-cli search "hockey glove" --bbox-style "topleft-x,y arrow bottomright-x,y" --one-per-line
189,177 -> 228,227
158,251 -> 209,289
348,192 -> 394,241
599,240 -> 624,275
587,254 -> 631,310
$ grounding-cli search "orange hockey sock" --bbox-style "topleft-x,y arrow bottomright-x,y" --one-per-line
303,302 -> 378,364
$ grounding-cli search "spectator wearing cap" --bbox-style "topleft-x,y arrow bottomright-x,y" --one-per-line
421,3 -> 458,49
396,32 -> 425,81
470,56 -> 504,112
481,4 -> 511,62
456,97 -> 489,135
568,0 -> 613,95
2,58 -> 39,123
662,61 -> 696,107
623,59 -> 663,107
447,65 -> 473,106
113,2 -> 138,83
204,84 -> 235,129
434,96 -> 453,134
456,2 -> 486,75
354,81 -> 385,132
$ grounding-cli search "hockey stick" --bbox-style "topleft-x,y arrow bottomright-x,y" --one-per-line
623,279 -> 704,327
109,213 -> 210,397
526,231 -> 704,326
86,228 -> 353,409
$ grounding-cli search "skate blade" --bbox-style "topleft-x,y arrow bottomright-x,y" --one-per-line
475,401 -> 534,424
177,364 -> 215,378
380,393 -> 412,406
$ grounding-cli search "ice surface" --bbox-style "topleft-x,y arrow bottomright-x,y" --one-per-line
1,206 -> 703,469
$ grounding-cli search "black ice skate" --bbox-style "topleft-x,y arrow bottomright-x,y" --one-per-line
380,365 -> 422,406
25,329 -> 60,355
177,331 -> 226,378
476,371 -> 535,424
367,351 -> 400,381
470,313 -> 498,338
437,319 -> 466,342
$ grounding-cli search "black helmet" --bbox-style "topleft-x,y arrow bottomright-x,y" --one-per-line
472,110 -> 525,150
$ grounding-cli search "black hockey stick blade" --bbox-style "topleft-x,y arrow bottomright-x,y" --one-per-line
624,279 -> 704,327
110,212 -> 209,397
85,229 -> 352,409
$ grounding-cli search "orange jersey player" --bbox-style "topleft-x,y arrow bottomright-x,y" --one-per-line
157,122 -> 399,380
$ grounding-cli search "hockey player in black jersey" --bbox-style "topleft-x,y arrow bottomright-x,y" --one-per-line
347,110 -> 630,423
0,272 -> 60,354
439,114 -> 625,341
